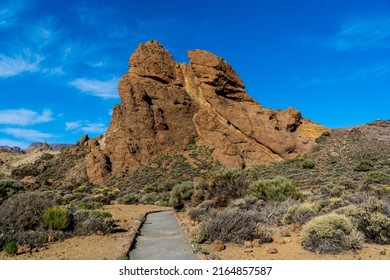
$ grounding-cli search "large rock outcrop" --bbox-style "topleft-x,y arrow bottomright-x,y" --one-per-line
86,40 -> 327,183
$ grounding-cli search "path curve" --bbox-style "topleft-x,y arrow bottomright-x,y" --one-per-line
129,210 -> 198,260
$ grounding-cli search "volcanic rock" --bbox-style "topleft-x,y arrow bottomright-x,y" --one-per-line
85,40 -> 327,183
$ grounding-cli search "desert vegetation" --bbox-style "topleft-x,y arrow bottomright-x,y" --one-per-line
1,122 -> 389,257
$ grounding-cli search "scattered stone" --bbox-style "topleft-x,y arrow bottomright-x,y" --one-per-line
280,228 -> 291,237
243,241 -> 253,248
251,239 -> 261,247
213,240 -> 226,252
267,248 -> 278,254
380,250 -> 386,256
244,248 -> 253,253
206,254 -> 221,260
280,237 -> 292,244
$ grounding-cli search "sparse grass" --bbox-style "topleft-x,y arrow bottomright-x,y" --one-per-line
4,242 -> 18,255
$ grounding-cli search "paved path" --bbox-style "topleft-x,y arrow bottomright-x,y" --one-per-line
129,210 -> 198,260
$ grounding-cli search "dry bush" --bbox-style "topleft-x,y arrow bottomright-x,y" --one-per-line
0,192 -> 56,245
203,208 -> 259,243
205,168 -> 250,207
72,210 -> 115,236
282,204 -> 319,225
255,200 -> 294,225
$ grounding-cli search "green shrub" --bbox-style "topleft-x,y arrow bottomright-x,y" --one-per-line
190,227 -> 208,244
4,242 -> 18,255
364,213 -> 390,244
354,160 -> 373,172
0,179 -> 24,203
302,159 -> 315,169
247,177 -> 299,202
301,214 -> 363,253
42,206 -> 69,230
89,210 -> 113,219
121,193 -> 139,204
365,171 -> 390,184
77,202 -> 100,210
169,181 -> 194,209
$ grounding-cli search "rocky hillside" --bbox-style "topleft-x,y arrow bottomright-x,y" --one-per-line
85,40 -> 327,183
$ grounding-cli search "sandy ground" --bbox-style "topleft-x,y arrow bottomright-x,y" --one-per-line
175,212 -> 390,260
0,204 -> 171,260
1,205 -> 388,260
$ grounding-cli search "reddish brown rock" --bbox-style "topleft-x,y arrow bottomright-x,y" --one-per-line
84,40 -> 328,183
213,240 -> 226,252
267,248 -> 278,254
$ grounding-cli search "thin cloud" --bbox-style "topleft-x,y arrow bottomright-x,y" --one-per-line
65,120 -> 107,134
295,63 -> 390,87
0,0 -> 28,28
0,49 -> 43,77
0,128 -> 54,142
323,17 -> 390,51
0,108 -> 53,126
70,77 -> 119,99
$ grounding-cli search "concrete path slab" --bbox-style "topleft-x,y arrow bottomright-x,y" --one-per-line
129,210 -> 198,260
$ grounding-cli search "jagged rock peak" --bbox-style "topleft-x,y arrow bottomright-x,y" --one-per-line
85,40 -> 328,183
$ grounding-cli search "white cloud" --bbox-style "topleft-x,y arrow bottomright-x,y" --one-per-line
324,17 -> 390,51
0,49 -> 43,77
69,78 -> 119,99
66,121 -> 107,134
0,128 -> 54,142
0,108 -> 53,126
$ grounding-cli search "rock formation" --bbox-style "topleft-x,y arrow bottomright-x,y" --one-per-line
85,40 -> 327,183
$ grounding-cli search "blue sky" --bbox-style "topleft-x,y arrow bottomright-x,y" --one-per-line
0,0 -> 389,148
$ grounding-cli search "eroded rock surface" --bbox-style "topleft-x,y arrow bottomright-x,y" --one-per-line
85,40 -> 327,183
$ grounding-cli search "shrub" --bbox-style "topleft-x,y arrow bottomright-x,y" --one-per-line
77,202 -> 100,210
42,206 -> 69,230
205,168 -> 249,207
139,193 -> 158,204
4,242 -> 18,255
247,177 -> 299,202
253,200 -> 293,225
190,227 -> 208,244
365,171 -> 390,184
203,208 -> 259,243
89,210 -> 113,219
354,160 -> 373,172
121,193 -> 139,204
73,210 -> 115,235
0,192 -> 55,245
301,214 -> 363,253
302,159 -> 315,169
169,181 -> 194,209
282,204 -> 319,225
364,213 -> 390,244
0,179 -> 24,203
255,224 -> 273,243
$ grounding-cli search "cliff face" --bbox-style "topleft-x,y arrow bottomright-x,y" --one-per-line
86,40 -> 327,183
